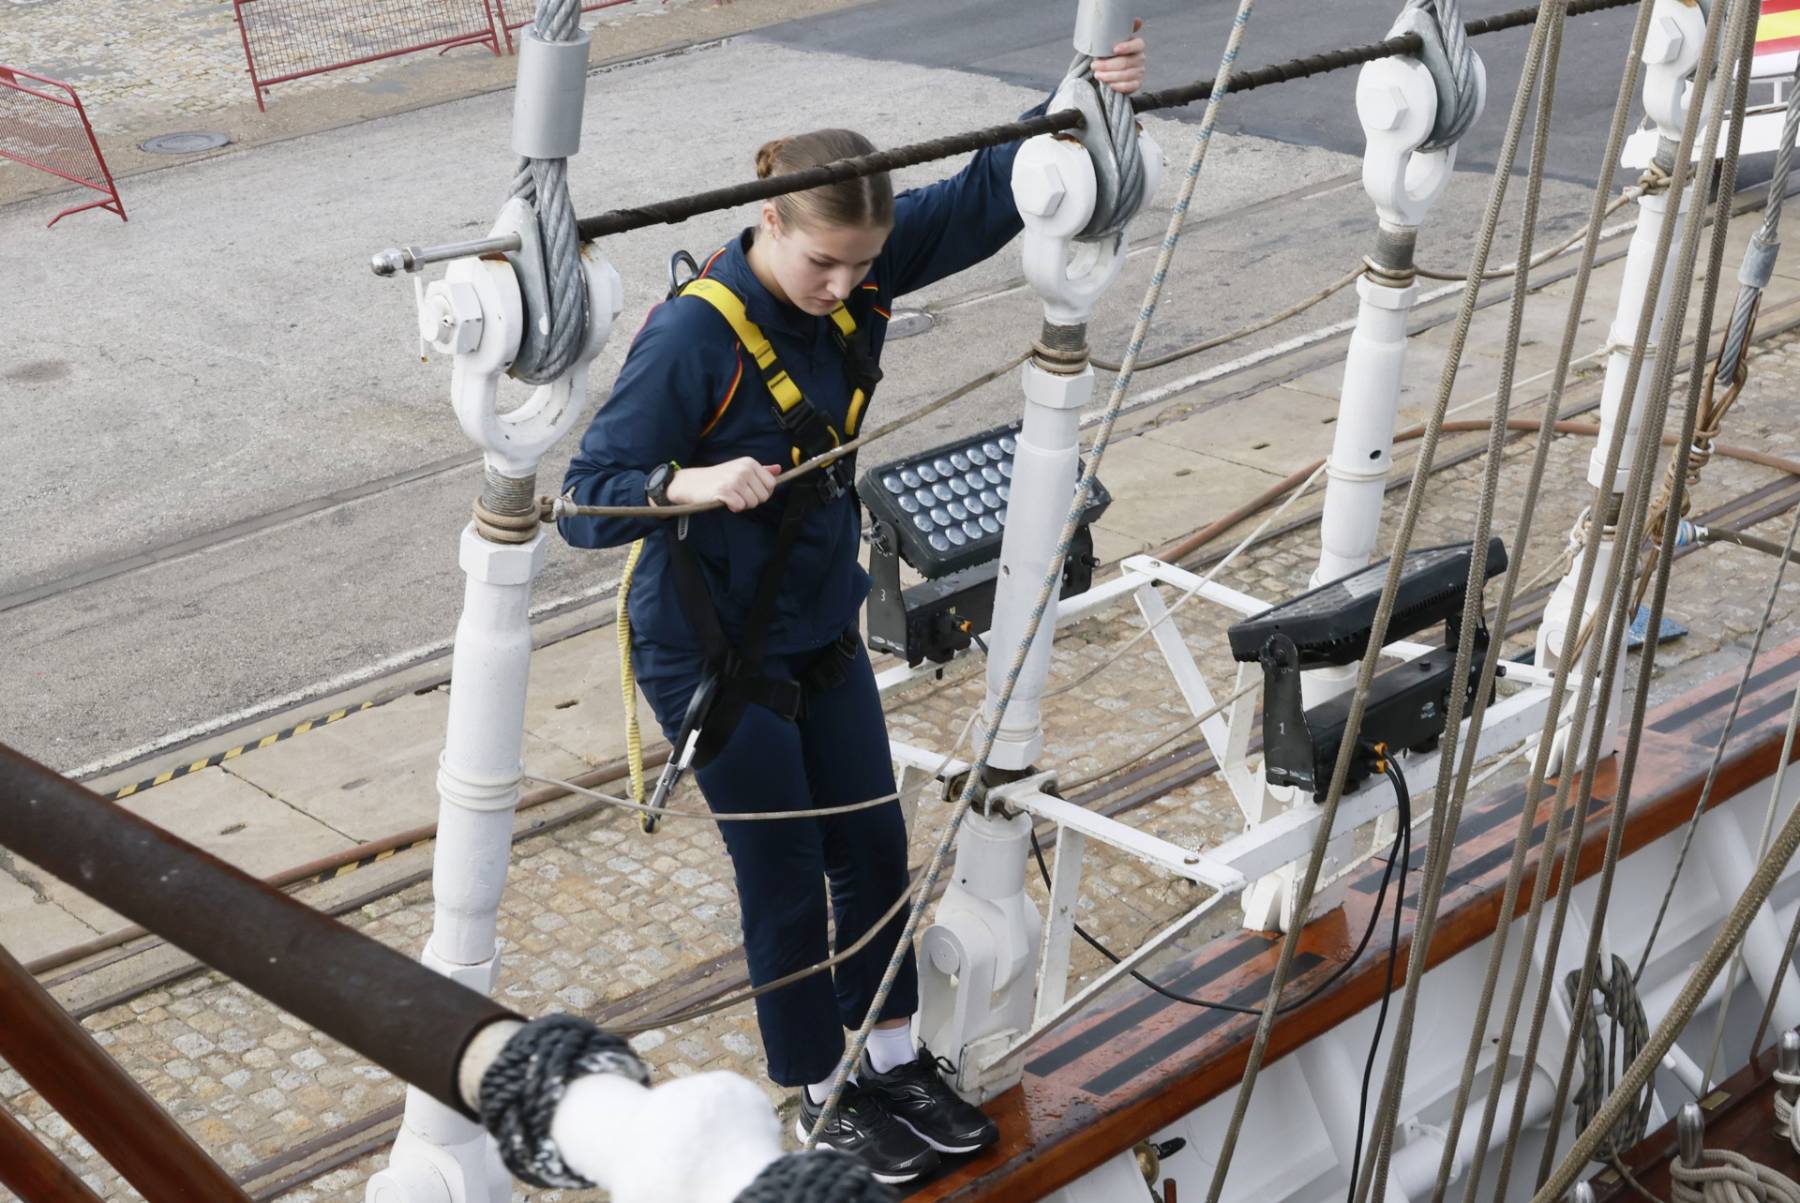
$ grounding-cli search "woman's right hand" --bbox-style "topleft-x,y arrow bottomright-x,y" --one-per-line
663,458 -> 783,512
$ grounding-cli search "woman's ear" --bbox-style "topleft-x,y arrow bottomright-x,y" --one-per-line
759,201 -> 781,238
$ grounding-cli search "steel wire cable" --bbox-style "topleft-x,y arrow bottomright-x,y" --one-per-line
507,0 -> 590,385
806,0 -> 1267,1152
1521,6 -> 1760,1190
1066,50 -> 1146,241
1392,0 -> 1484,150
1348,8 -> 1572,1197
1204,1 -> 1575,1190
1627,67 -> 1800,1008
567,0 -> 1635,244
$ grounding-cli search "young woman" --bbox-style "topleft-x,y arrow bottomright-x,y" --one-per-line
558,31 -> 1147,1183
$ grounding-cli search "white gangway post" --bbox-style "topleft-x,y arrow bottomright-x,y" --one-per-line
1240,42 -> 1480,932
1536,0 -> 1705,769
917,0 -> 1162,1104
365,17 -> 626,1202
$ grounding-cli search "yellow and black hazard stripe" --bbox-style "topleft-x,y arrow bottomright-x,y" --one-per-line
111,701 -> 376,802
301,839 -> 424,887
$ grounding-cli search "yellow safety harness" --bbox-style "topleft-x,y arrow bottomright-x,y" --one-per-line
622,261 -> 882,831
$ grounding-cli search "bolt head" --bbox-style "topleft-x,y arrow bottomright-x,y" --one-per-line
1015,162 -> 1066,219
1361,85 -> 1408,132
422,279 -> 484,355
1643,15 -> 1684,65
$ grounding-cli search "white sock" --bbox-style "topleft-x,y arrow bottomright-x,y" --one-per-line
806,1073 -> 837,1105
867,1024 -> 917,1074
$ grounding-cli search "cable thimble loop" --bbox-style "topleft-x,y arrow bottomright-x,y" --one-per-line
1388,0 -> 1483,150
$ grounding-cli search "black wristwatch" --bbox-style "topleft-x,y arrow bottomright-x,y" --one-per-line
645,461 -> 679,507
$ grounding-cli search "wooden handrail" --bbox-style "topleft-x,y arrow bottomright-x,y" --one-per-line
0,1101 -> 109,1203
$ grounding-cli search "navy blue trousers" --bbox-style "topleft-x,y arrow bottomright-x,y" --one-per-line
633,634 -> 921,1087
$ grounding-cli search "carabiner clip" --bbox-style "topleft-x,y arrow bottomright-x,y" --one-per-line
642,670 -> 719,834
667,249 -> 701,302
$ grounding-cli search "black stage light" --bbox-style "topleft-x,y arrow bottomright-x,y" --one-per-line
860,421 -> 1111,666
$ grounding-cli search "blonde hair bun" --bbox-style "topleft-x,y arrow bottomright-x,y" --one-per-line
754,138 -> 790,180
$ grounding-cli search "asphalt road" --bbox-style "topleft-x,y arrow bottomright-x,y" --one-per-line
2,0 -> 1661,775
756,0 -> 1645,182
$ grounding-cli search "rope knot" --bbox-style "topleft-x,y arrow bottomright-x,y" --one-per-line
477,1014 -> 650,1189
1388,0 -> 1482,150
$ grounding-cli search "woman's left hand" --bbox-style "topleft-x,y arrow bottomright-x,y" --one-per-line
1093,18 -> 1146,96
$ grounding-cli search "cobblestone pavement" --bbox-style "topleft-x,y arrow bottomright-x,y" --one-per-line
9,320 -> 1800,1200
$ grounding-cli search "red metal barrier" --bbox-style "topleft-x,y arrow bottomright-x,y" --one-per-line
0,68 -> 125,229
231,0 -> 504,111
493,0 -> 640,53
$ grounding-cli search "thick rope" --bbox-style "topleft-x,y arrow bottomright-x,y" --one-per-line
1353,9 -> 1571,1197
1670,1150 -> 1800,1203
1774,1068 -> 1800,1150
1526,4 -> 1759,1188
1637,59 -> 1798,610
1567,955 -> 1653,1163
476,1014 -> 650,1190
507,0 -> 590,385
730,1151 -> 896,1203
807,0 -> 1266,1153
1407,0 -> 1722,1191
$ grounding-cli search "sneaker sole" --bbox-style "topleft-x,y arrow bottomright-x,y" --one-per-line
793,1118 -> 929,1185
891,1112 -> 990,1156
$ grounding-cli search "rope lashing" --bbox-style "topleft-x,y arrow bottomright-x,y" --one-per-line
1775,1064 -> 1800,1151
1670,1150 -> 1800,1203
476,1014 -> 650,1190
1638,61 -> 1800,609
507,0 -> 591,385
729,1151 -> 897,1203
1566,954 -> 1652,1163
1063,50 -> 1146,240
1389,0 -> 1484,150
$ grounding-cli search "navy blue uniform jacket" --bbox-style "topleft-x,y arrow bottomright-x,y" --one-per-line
558,104 -> 1046,657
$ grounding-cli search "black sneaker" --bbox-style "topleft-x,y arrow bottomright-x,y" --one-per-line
856,1046 -> 1001,1155
796,1082 -> 941,1185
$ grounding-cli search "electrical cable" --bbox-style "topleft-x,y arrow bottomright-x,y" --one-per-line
1025,753 -> 1408,1018
1346,755 -> 1412,1203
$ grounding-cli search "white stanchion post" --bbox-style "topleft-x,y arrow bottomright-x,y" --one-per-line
1538,0 -> 1704,771
919,7 -> 1164,1099
1242,50 -> 1478,933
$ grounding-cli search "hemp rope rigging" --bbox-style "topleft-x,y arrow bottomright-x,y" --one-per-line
1520,4 -> 1759,1188
809,0 -> 1269,1152
1372,0 -> 1720,1190
1355,4 -> 1575,1191
1203,0 -> 1568,1188
1566,955 -> 1654,1165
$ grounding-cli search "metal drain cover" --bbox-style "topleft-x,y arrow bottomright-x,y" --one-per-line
887,308 -> 934,340
140,131 -> 231,155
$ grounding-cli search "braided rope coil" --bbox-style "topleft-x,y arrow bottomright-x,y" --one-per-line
1671,1149 -> 1800,1203
730,1150 -> 897,1203
477,1015 -> 650,1189
1775,1070 -> 1800,1151
1565,955 -> 1652,1163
